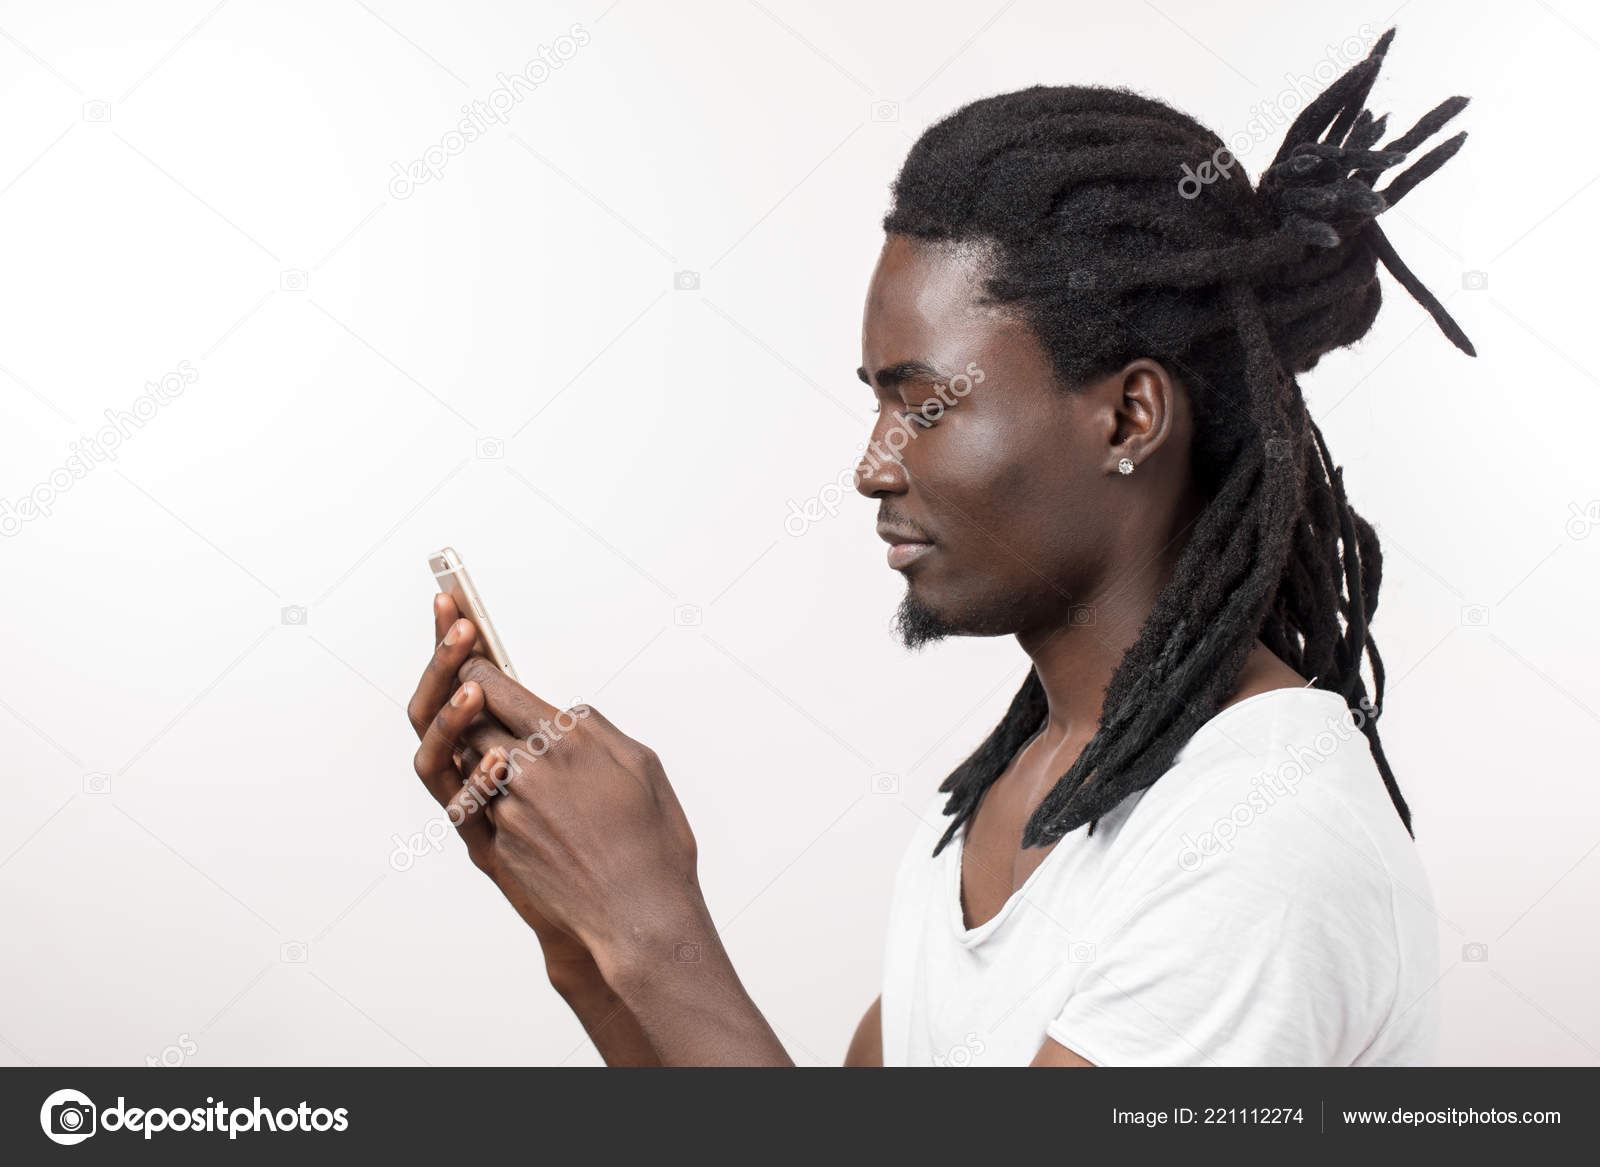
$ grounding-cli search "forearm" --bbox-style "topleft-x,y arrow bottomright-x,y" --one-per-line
600,901 -> 794,1066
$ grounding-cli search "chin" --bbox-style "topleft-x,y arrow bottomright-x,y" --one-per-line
893,585 -> 1020,650
894,590 -> 957,649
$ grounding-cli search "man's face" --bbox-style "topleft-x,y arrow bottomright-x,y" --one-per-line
856,234 -> 1132,648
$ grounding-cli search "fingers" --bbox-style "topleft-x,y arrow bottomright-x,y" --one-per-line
414,682 -> 497,853
458,656 -> 565,738
457,710 -> 518,810
448,745 -> 512,825
414,681 -> 484,808
453,724 -> 514,809
433,591 -> 460,646
435,590 -> 500,671
454,712 -> 493,778
408,616 -> 479,737
461,715 -> 505,761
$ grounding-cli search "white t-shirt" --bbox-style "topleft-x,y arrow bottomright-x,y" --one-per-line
879,686 -> 1440,1066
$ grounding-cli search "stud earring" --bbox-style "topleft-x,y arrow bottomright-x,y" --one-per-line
1117,457 -> 1134,475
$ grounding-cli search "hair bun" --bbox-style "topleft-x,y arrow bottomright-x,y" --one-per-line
1253,28 -> 1475,358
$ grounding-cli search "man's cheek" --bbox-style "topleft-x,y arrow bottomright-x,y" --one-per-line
983,463 -> 1091,578
945,439 -> 1031,529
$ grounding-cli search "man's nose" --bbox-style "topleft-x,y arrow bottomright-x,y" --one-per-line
854,426 -> 908,498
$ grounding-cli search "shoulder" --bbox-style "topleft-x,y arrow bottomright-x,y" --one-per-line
1106,689 -> 1430,922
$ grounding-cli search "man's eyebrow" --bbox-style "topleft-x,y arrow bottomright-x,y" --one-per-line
856,360 -> 948,389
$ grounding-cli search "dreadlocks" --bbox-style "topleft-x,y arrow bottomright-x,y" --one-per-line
884,28 -> 1475,856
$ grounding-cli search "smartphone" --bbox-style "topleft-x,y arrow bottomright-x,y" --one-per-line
428,546 -> 518,680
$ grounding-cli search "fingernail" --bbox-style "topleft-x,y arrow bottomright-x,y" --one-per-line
444,619 -> 467,646
451,685 -> 471,707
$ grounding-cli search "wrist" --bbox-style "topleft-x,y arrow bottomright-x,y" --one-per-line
589,896 -> 790,1066
593,891 -> 718,1001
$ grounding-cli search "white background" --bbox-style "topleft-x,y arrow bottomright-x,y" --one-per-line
0,0 -> 1595,1067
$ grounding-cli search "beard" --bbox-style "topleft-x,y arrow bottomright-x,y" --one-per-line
892,589 -> 960,649
893,575 -> 1059,650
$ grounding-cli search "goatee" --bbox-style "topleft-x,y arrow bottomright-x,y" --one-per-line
893,590 -> 959,649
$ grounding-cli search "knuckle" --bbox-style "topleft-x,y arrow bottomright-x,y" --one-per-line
619,741 -> 656,771
486,800 -> 518,838
535,729 -> 572,761
426,709 -> 454,747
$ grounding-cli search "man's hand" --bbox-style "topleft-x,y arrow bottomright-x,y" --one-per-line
406,595 -> 610,993
445,656 -> 705,989
406,595 -> 784,1064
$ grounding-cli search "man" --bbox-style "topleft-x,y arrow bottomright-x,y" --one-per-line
406,29 -> 1470,1066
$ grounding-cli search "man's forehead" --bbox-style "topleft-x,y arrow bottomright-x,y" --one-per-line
869,246 -> 989,329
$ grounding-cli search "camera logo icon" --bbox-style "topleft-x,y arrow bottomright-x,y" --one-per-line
871,99 -> 900,122
1462,942 -> 1489,963
673,270 -> 700,291
83,772 -> 111,795
40,1088 -> 97,1145
81,100 -> 111,123
1459,604 -> 1490,627
279,269 -> 309,293
673,604 -> 702,627
475,436 -> 504,460
673,942 -> 701,962
1461,270 -> 1488,291
870,772 -> 899,795
1068,941 -> 1097,963
1067,269 -> 1096,291
1566,500 -> 1600,540
280,941 -> 308,963
281,604 -> 308,626
1068,603 -> 1096,627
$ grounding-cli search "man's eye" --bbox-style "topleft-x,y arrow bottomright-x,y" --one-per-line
869,400 -> 942,426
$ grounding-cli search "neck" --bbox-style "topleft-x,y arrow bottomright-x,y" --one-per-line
1016,493 -> 1206,751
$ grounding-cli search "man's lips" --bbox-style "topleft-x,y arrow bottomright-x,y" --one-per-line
877,523 -> 935,571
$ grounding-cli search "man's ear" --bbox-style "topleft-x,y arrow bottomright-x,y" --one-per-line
1106,358 -> 1180,474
